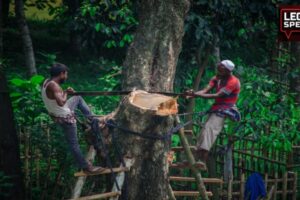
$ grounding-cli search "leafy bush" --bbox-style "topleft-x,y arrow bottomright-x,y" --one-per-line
9,74 -> 49,125
0,171 -> 13,198
233,60 -> 299,151
51,0 -> 137,52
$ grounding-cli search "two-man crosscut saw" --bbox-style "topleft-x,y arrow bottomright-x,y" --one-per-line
70,91 -> 197,97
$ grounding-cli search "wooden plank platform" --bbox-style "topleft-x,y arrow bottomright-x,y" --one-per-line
173,191 -> 213,197
184,130 -> 194,135
170,162 -> 206,170
169,176 -> 223,184
74,167 -> 128,177
68,191 -> 121,200
171,146 -> 197,152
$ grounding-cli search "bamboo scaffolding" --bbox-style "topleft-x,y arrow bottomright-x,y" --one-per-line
292,172 -> 297,200
171,146 -> 197,152
175,116 -> 209,200
173,191 -> 213,197
273,172 -> 278,200
233,150 -> 285,165
282,172 -> 288,200
239,173 -> 245,200
169,176 -> 223,183
35,149 -> 40,188
74,167 -> 128,177
68,191 -> 121,200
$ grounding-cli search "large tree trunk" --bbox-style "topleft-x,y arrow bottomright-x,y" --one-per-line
115,1 -> 190,199
15,0 -> 37,76
0,70 -> 24,200
290,42 -> 300,104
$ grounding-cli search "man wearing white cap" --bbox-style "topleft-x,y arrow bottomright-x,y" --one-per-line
188,60 -> 241,163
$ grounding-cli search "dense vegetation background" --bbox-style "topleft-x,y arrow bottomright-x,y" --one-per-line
0,0 -> 299,199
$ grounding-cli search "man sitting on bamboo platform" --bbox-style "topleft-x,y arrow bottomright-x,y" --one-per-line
187,60 -> 241,163
41,63 -> 103,174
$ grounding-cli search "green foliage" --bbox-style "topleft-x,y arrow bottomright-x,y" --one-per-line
52,0 -> 137,51
0,171 -> 13,198
9,74 -> 48,125
25,0 -> 57,10
82,58 -> 122,114
178,59 -> 300,153
226,61 -> 299,152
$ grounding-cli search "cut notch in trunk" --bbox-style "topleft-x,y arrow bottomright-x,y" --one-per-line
128,90 -> 178,116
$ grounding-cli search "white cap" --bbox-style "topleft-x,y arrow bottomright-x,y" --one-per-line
219,60 -> 235,71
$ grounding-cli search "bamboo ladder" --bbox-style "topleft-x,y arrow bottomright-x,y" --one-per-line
67,145 -> 131,200
167,116 -> 224,200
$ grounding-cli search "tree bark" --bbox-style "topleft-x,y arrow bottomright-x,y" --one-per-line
115,1 -> 190,199
290,42 -> 300,104
15,0 -> 37,76
122,0 -> 190,92
0,70 -> 24,200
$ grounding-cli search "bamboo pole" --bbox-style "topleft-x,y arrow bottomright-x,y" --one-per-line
266,186 -> 275,200
265,173 -> 268,194
110,157 -> 134,200
51,163 -> 66,200
173,191 -> 213,197
74,167 -> 128,177
24,129 -> 30,196
228,176 -> 233,200
72,146 -> 96,199
239,173 -> 245,200
68,191 -> 121,200
232,150 -> 285,165
220,176 -> 224,199
175,116 -> 209,200
250,142 -> 254,171
41,126 -> 53,200
35,148 -> 40,188
169,176 -> 223,183
167,184 -> 176,200
273,172 -> 278,200
224,142 -> 233,183
292,172 -> 297,200
282,172 -> 288,200
41,155 -> 52,200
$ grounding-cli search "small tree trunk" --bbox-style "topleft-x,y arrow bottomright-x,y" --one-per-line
185,46 -> 212,130
212,36 -> 220,64
0,70 -> 24,200
15,0 -> 37,76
